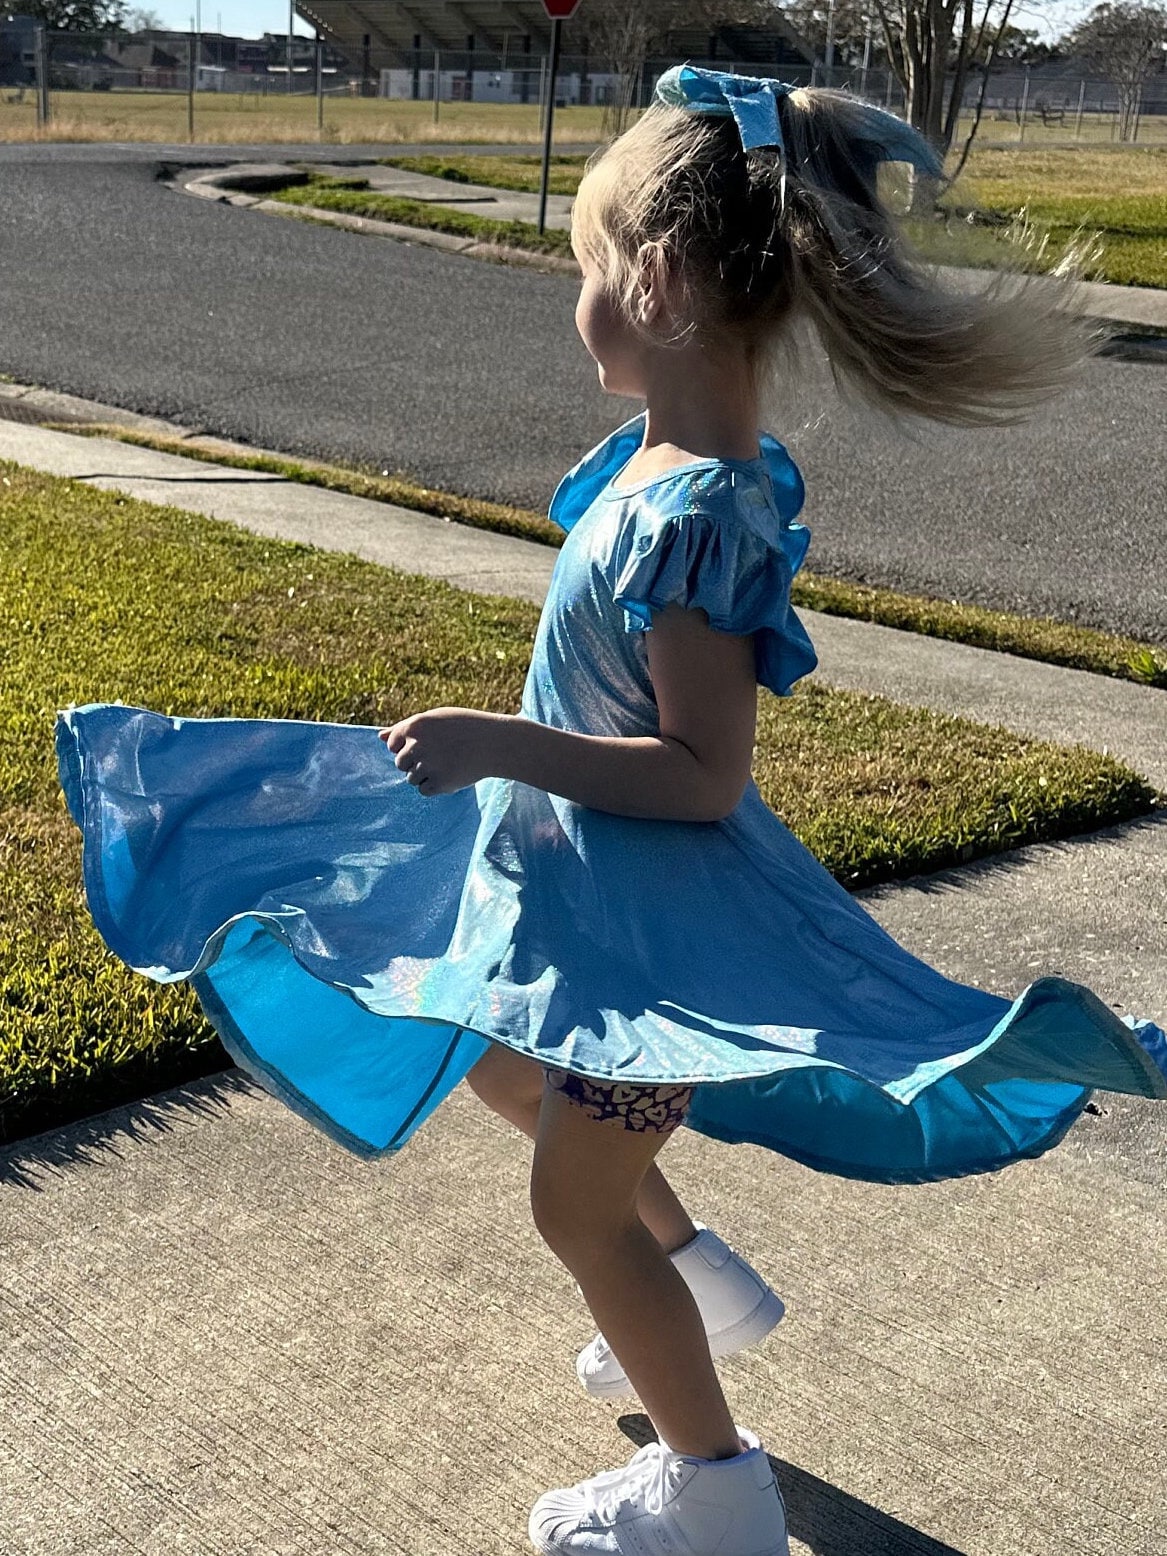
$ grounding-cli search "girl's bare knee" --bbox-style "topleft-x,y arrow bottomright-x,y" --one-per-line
465,1042 -> 545,1118
529,1160 -> 636,1258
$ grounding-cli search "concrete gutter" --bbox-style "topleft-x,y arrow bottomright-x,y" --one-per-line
180,161 -> 578,274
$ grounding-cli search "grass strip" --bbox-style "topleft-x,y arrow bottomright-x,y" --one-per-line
791,572 -> 1167,688
381,152 -> 588,196
1,462 -> 1158,1145
53,424 -> 1167,690
270,175 -> 574,257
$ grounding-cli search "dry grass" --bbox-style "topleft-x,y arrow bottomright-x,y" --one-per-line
952,109 -> 1167,148
2,88 -> 1165,147
0,90 -> 609,144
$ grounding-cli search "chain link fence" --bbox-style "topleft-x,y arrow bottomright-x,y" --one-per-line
3,26 -> 353,140
3,26 -> 1165,146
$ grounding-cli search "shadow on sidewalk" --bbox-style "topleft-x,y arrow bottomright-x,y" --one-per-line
619,1411 -> 969,1556
856,807 -> 1166,904
0,1067 -> 250,1189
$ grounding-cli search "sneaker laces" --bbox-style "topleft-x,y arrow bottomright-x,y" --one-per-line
584,1442 -> 681,1523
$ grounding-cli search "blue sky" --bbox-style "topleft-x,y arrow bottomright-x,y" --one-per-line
144,2 -> 315,36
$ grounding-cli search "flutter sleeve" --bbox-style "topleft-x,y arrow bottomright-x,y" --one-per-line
610,461 -> 819,700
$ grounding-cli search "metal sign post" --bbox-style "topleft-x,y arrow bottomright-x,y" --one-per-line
536,0 -> 582,235
316,30 -> 324,136
34,27 -> 49,129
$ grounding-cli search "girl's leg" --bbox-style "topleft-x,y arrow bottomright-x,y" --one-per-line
465,1043 -> 697,1255
529,1072 -> 741,1462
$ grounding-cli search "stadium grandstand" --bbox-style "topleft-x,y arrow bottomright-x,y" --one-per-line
293,2 -> 815,99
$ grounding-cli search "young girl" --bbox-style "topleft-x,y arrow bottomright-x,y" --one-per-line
57,65 -> 1166,1556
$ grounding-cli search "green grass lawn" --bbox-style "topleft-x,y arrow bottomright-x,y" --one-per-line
1,462 -> 1159,1146
381,145 -> 1167,290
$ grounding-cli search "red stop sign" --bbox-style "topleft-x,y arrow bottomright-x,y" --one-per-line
542,0 -> 582,16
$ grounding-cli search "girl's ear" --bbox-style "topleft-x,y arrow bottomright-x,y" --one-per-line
633,241 -> 670,328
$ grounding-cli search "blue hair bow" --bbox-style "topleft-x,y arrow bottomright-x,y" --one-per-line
654,63 -> 943,179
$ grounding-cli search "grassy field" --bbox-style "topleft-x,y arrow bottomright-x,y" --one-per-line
2,460 -> 1157,1144
0,89 -> 611,145
952,146 -> 1167,287
2,88 -> 1166,147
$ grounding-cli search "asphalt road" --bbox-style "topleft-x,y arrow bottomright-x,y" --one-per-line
2,144 -> 1164,642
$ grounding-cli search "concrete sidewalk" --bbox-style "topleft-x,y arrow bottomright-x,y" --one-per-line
2,417 -> 1165,1556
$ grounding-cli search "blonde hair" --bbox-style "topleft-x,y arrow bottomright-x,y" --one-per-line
571,90 -> 1097,428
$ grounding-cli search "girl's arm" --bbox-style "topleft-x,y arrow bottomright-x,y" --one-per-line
381,605 -> 758,821
494,603 -> 757,823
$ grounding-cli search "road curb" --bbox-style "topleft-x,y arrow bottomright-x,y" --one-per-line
177,165 -> 580,275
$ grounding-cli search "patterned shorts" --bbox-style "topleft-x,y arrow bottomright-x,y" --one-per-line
542,1068 -> 693,1134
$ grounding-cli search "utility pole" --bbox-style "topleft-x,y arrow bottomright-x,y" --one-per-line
187,22 -> 195,140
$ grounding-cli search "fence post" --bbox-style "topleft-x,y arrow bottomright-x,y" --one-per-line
316,30 -> 323,136
187,30 -> 195,141
433,49 -> 440,123
1074,78 -> 1085,139
859,16 -> 872,98
34,26 -> 50,128
1017,67 -> 1030,142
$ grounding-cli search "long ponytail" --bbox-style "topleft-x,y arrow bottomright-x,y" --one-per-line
771,88 -> 1094,426
570,90 -> 1095,429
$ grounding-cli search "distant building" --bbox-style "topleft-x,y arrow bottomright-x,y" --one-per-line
0,20 -> 349,92
0,14 -> 37,87
298,0 -> 814,99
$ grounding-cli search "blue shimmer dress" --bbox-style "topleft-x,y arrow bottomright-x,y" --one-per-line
56,412 -> 1167,1182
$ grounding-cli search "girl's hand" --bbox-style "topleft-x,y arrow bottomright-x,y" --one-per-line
378,708 -> 507,797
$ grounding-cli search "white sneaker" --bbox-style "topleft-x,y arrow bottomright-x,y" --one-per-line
528,1426 -> 790,1556
576,1225 -> 785,1400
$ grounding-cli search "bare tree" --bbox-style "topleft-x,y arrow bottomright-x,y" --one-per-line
872,0 -> 1019,153
123,5 -> 164,29
1070,1 -> 1167,140
586,2 -> 653,135
866,0 -> 1074,203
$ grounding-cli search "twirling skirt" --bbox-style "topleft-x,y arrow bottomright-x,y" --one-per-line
56,703 -> 1167,1184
